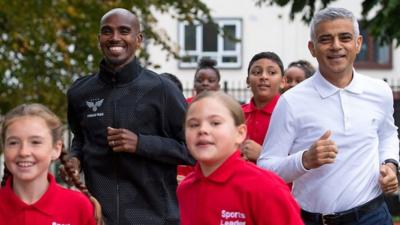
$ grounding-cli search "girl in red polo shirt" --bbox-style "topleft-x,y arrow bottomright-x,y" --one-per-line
0,103 -> 102,225
241,52 -> 285,163
178,58 -> 222,183
177,91 -> 304,225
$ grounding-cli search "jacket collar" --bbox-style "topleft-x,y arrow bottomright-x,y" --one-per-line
98,58 -> 142,85
313,69 -> 364,99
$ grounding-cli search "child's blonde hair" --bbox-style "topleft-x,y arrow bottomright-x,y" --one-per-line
187,91 -> 245,126
1,103 -> 63,148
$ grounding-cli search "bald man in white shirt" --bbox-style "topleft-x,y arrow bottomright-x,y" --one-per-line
258,7 -> 399,225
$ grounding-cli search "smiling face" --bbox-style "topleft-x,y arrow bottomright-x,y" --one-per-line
308,18 -> 362,83
247,58 -> 283,106
185,97 -> 246,175
98,9 -> 142,70
3,116 -> 62,186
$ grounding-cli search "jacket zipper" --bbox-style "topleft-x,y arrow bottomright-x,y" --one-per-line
111,78 -> 120,225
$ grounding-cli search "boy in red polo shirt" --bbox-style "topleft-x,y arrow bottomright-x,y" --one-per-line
178,91 -> 304,225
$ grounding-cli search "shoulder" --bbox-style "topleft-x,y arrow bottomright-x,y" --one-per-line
67,74 -> 97,97
177,172 -> 197,191
55,185 -> 94,212
358,73 -> 391,92
241,102 -> 250,111
229,161 -> 289,194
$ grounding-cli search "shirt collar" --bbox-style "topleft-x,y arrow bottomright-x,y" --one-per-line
192,151 -> 243,183
313,69 -> 364,98
243,95 -> 280,114
3,173 -> 59,217
98,58 -> 142,85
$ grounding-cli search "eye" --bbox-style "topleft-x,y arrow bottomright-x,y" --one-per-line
339,34 -> 353,42
250,69 -> 262,76
5,139 -> 20,149
100,27 -> 113,35
186,121 -> 199,128
7,140 -> 19,146
119,27 -> 131,35
318,36 -> 332,44
210,121 -> 221,126
267,70 -> 277,75
31,140 -> 43,145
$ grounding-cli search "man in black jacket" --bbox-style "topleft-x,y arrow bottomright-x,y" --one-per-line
66,8 -> 194,225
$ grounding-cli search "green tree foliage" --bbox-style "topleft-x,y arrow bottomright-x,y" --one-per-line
0,0 -> 211,120
254,0 -> 400,46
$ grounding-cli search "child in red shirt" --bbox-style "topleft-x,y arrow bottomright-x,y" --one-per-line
178,91 -> 304,225
0,103 -> 102,225
241,52 -> 284,163
178,58 -> 222,183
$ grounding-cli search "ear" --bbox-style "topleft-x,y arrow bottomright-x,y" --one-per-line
308,41 -> 316,57
235,124 -> 247,146
246,76 -> 250,88
355,35 -> 363,54
279,76 -> 286,89
136,32 -> 143,46
51,140 -> 62,161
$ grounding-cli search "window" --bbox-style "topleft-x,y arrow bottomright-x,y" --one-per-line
355,25 -> 392,69
178,18 -> 242,69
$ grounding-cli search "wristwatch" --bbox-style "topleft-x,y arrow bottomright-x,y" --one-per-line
383,159 -> 400,175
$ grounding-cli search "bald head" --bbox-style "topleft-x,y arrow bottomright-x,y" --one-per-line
98,8 -> 143,70
101,8 -> 140,31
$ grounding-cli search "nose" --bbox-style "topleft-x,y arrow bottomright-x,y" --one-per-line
331,37 -> 342,50
259,71 -> 270,80
198,123 -> 209,135
18,143 -> 31,157
110,31 -> 121,42
201,80 -> 211,86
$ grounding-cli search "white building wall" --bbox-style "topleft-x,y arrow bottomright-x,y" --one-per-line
146,0 -> 400,93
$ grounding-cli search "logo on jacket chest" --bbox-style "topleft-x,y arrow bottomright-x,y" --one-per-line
220,210 -> 246,225
86,98 -> 104,118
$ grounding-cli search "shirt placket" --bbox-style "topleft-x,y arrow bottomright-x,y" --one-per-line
339,90 -> 351,132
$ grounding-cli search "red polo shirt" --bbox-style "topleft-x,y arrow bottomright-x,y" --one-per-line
177,151 -> 304,225
242,95 -> 280,145
0,173 -> 97,225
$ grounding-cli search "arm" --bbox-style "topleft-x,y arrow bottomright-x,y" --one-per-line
378,84 -> 399,193
121,78 -> 194,165
67,90 -> 83,169
257,97 -> 307,183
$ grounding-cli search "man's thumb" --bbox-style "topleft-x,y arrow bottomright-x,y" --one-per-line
380,166 -> 388,177
319,130 -> 331,140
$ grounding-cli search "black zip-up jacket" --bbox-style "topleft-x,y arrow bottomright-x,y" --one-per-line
67,59 -> 194,225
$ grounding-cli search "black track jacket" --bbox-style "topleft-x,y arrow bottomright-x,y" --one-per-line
67,58 -> 194,225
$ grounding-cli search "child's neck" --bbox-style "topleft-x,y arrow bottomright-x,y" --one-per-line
200,163 -> 222,177
253,96 -> 274,109
12,174 -> 50,204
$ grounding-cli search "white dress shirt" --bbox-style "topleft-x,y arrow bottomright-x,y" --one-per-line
257,70 -> 399,213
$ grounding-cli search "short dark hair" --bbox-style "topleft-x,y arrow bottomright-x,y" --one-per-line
247,52 -> 284,76
195,58 -> 221,82
287,60 -> 315,78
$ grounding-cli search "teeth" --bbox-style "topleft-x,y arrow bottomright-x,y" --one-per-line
109,46 -> 123,53
17,161 -> 34,167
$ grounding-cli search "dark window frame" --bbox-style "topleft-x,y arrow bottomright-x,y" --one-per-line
355,26 -> 392,69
